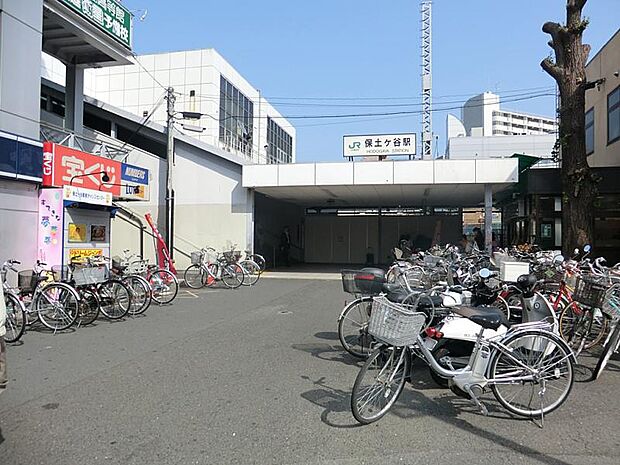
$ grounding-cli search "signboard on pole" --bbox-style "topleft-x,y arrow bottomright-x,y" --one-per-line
63,185 -> 113,206
120,162 -> 150,201
42,142 -> 121,196
343,133 -> 417,158
59,0 -> 132,49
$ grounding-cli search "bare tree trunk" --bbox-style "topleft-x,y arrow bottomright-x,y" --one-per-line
541,0 -> 596,253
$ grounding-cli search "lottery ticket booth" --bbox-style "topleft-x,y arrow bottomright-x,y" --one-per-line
38,143 -> 149,268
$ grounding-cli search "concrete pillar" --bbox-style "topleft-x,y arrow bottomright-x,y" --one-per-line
484,184 -> 493,252
0,0 -> 43,140
65,63 -> 84,134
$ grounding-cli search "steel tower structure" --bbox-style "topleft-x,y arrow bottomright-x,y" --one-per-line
420,1 -> 432,159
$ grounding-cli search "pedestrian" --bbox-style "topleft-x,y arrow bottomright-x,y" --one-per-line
279,226 -> 291,267
472,227 -> 485,251
0,282 -> 8,394
458,234 -> 472,253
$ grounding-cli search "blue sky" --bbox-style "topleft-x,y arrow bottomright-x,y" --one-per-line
123,0 -> 619,162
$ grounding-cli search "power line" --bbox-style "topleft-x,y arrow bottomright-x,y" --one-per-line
177,85 -> 555,103
117,91 -> 166,158
212,92 -> 556,121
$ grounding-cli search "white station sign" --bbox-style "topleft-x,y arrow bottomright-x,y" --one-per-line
343,133 -> 417,157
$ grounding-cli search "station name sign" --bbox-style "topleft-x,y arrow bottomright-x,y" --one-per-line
343,133 -> 417,158
60,0 -> 132,49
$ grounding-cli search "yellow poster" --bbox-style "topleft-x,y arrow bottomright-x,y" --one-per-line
69,248 -> 103,263
68,223 -> 87,242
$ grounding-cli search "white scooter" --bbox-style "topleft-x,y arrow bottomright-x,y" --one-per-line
425,267 -> 560,388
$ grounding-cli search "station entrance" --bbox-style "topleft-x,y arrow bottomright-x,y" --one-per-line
245,159 -> 519,266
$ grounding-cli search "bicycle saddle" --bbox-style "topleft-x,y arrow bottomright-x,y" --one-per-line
451,306 -> 509,330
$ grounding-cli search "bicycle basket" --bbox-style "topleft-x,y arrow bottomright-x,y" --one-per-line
222,251 -> 241,263
423,255 -> 442,267
51,265 -> 70,282
111,256 -> 125,272
191,251 -> 204,265
125,259 -> 148,274
602,285 -> 620,318
72,265 -> 109,286
17,270 -> 38,293
572,276 -> 607,308
368,296 -> 426,346
563,271 -> 577,290
341,269 -> 384,295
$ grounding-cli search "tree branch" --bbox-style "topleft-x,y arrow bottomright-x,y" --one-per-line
542,21 -> 567,67
582,43 -> 591,61
541,57 -> 564,82
567,0 -> 588,28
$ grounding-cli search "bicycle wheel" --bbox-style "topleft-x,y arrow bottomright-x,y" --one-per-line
149,269 -> 179,305
35,283 -> 79,331
76,288 -> 100,326
239,260 -> 260,286
351,345 -> 409,424
338,297 -> 373,358
490,330 -> 574,418
221,264 -> 243,289
97,280 -> 131,319
592,322 -> 620,381
184,264 -> 208,289
3,292 -> 26,343
252,254 -> 266,271
559,302 -> 608,351
123,275 -> 152,315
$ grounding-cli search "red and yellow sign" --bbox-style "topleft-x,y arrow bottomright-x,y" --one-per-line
69,248 -> 103,262
42,142 -> 121,196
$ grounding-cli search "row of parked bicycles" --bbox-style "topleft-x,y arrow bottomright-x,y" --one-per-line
338,244 -> 620,426
183,247 -> 265,290
2,250 -> 179,344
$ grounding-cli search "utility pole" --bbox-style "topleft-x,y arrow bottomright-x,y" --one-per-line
165,87 -> 176,259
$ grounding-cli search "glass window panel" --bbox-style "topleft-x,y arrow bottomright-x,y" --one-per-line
609,107 -> 620,143
0,135 -> 18,175
609,87 -> 620,108
17,142 -> 43,178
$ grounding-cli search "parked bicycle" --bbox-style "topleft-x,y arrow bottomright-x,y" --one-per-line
1,259 -> 79,337
350,294 -> 575,425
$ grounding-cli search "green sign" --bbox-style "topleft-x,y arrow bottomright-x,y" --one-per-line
60,0 -> 132,50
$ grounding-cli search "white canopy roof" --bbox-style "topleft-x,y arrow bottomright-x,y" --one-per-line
243,159 -> 518,207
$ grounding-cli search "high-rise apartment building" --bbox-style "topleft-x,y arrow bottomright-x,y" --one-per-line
454,91 -> 557,138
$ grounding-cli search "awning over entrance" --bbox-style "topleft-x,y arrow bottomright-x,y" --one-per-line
243,159 -> 518,207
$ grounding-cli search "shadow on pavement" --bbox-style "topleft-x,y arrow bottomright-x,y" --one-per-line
299,375 -> 362,429
313,331 -> 339,341
291,343 -> 362,368
300,351 -> 576,465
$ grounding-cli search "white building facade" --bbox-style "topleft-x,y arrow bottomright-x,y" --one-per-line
78,49 -> 296,165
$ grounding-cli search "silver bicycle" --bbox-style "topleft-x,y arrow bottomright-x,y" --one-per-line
351,295 -> 575,425
1,259 -> 80,334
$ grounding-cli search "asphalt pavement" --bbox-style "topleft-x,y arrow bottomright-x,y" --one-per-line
1,278 -> 619,465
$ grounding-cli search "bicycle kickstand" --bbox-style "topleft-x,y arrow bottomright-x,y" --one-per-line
533,380 -> 546,429
464,385 -> 488,416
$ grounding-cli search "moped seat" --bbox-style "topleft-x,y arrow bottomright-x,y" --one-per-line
452,306 -> 509,330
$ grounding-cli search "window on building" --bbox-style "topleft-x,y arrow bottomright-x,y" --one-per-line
267,117 -> 292,164
219,75 -> 253,156
609,85 -> 620,145
585,107 -> 594,155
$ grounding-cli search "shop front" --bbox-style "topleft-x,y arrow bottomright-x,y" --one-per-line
39,142 -> 149,268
